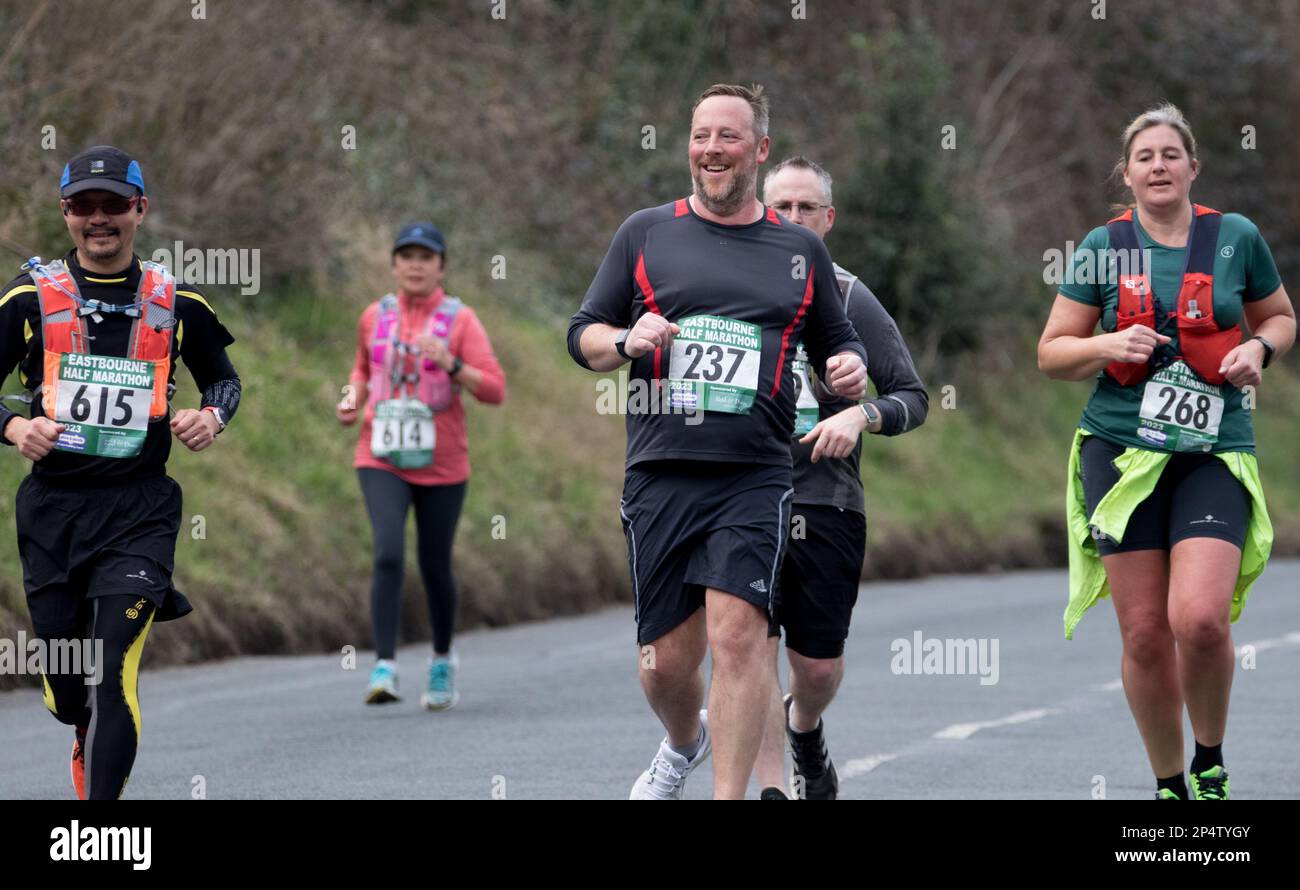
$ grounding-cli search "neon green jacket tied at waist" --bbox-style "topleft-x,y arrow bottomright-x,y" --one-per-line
1064,428 -> 1273,639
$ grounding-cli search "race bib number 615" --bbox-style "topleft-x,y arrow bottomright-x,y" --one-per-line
53,354 -> 153,458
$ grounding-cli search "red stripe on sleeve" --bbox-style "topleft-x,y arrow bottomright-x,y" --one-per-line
766,206 -> 781,225
675,198 -> 689,217
771,266 -> 815,398
634,250 -> 663,378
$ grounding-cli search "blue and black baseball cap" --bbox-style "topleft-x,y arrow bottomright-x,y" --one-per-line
392,222 -> 445,256
60,145 -> 145,198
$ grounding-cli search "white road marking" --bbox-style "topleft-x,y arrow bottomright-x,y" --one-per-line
839,753 -> 899,778
933,708 -> 1058,741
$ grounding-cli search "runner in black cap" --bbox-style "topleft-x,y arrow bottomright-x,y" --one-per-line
0,145 -> 242,799
337,221 -> 505,710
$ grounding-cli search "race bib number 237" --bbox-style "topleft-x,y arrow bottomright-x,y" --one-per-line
667,315 -> 762,414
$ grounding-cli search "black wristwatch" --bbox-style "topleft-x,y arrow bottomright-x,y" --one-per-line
614,328 -> 632,360
449,357 -> 465,377
1251,335 -> 1275,369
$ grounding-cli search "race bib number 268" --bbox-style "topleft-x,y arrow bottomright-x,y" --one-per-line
1137,361 -> 1224,452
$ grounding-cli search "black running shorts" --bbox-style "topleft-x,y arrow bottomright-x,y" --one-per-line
1079,434 -> 1251,556
15,473 -> 192,635
775,504 -> 866,659
619,461 -> 793,645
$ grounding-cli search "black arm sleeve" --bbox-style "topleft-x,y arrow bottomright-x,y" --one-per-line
566,215 -> 639,370
848,280 -> 928,436
801,238 -> 867,374
0,278 -> 35,446
198,357 -> 242,424
177,294 -> 241,424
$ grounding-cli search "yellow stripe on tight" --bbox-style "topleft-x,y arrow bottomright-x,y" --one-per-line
122,611 -> 155,743
42,673 -> 58,715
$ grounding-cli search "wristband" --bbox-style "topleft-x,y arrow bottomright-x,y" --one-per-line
449,357 -> 465,377
1252,335 -> 1275,369
614,329 -> 632,360
203,406 -> 227,434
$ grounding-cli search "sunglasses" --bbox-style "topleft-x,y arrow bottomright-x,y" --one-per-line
63,195 -> 141,217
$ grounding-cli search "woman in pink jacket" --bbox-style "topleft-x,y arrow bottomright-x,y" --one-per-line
337,222 -> 506,709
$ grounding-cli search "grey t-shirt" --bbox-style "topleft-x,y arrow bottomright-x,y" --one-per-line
789,263 -> 928,513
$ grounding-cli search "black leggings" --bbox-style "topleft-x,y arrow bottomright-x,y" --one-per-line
42,595 -> 155,800
358,468 -> 466,659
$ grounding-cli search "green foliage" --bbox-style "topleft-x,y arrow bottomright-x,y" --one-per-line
831,23 -> 1009,362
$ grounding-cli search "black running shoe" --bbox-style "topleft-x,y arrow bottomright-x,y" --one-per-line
760,786 -> 789,800
784,693 -> 838,800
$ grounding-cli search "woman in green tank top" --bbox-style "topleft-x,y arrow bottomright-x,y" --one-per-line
1037,104 -> 1295,800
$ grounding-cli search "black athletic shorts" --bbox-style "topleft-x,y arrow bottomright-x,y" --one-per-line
15,473 -> 192,636
774,504 -> 866,659
1079,434 -> 1251,556
620,460 -> 793,645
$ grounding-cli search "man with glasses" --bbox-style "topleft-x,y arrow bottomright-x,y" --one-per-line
754,156 -> 928,799
0,145 -> 241,799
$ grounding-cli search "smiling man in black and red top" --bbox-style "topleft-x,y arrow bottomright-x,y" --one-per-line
567,84 -> 867,800
0,145 -> 241,799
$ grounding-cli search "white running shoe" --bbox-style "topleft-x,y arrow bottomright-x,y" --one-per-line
629,709 -> 711,800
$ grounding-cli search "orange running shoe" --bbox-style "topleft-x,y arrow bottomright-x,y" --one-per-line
71,728 -> 87,800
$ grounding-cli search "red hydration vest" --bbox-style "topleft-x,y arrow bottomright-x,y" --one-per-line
28,258 -> 176,419
1104,205 -> 1239,387
367,293 -> 462,410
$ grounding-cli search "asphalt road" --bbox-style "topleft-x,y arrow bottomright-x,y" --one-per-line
2,562 -> 1297,799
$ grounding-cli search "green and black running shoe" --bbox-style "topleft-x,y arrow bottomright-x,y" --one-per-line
1155,788 -> 1181,800
1190,766 -> 1230,800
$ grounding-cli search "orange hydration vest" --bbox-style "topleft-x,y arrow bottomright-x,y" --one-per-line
1104,205 -> 1240,387
25,257 -> 176,420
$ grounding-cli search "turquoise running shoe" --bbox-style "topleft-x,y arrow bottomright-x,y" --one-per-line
365,660 -> 400,705
421,654 -> 459,711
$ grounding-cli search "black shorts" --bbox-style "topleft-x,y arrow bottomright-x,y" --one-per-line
620,461 -> 793,645
1079,435 -> 1251,556
15,473 -> 192,636
774,504 -> 866,659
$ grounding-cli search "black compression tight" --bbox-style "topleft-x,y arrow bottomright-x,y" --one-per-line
357,468 -> 467,659
41,595 -> 155,800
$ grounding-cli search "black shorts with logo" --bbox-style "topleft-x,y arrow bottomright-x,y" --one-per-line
1079,434 -> 1251,556
15,473 -> 192,636
620,460 -> 793,646
774,504 -> 866,659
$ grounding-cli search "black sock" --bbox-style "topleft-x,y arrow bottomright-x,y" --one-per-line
1190,741 -> 1223,775
1157,773 -> 1188,800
